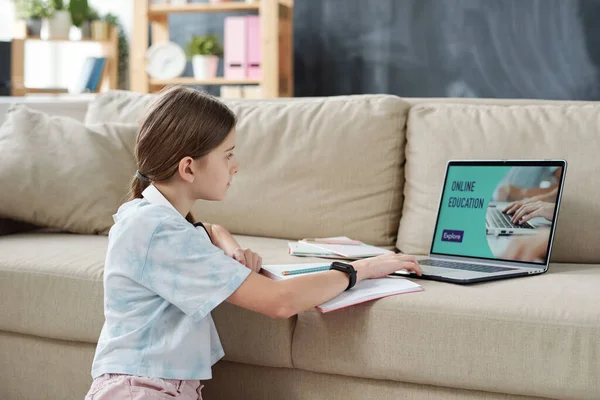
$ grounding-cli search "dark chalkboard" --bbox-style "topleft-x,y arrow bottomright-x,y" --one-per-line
170,0 -> 600,99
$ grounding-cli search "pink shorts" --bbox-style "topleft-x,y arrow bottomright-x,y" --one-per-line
85,373 -> 204,400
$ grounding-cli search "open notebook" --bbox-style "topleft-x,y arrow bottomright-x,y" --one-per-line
262,263 -> 423,313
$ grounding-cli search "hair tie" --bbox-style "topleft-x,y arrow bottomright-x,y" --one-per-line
136,170 -> 150,182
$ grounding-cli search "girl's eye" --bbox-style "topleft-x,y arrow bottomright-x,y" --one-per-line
227,153 -> 234,160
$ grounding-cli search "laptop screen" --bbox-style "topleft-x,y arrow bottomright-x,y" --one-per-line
430,161 -> 565,266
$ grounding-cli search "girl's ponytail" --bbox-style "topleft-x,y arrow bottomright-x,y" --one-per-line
129,169 -> 195,223
128,171 -> 151,200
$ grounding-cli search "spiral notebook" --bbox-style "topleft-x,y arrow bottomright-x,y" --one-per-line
261,263 -> 423,313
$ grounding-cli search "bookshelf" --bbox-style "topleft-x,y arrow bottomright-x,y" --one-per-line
131,0 -> 294,98
10,20 -> 119,96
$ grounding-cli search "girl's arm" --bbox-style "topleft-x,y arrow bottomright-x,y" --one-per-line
226,253 -> 421,319
205,223 -> 262,273
204,223 -> 240,256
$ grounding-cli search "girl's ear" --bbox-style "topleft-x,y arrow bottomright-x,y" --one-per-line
178,157 -> 196,183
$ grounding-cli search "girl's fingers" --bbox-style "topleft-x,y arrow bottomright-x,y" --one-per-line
397,261 -> 422,276
235,253 -> 247,266
395,254 -> 418,263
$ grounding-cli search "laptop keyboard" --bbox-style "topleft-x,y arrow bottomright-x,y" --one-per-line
420,259 -> 515,273
487,208 -> 534,229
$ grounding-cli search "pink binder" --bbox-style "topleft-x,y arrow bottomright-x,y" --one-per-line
245,15 -> 261,79
224,16 -> 247,79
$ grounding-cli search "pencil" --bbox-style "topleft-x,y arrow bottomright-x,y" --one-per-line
282,265 -> 330,276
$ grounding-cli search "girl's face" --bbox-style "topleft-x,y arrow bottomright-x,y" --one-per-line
192,129 -> 239,201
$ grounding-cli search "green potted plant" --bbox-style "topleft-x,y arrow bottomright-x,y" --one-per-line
185,34 -> 224,80
40,0 -> 72,39
12,0 -> 51,36
68,0 -> 89,39
101,13 -> 129,89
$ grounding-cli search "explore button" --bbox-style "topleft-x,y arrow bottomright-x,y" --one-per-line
442,229 -> 464,243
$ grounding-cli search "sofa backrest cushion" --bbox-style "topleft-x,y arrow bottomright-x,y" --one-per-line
398,102 -> 600,263
0,105 -> 138,234
86,91 -> 410,245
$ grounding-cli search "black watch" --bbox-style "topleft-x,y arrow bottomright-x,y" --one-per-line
330,261 -> 357,291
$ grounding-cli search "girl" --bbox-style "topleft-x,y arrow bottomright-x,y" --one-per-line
85,86 -> 422,400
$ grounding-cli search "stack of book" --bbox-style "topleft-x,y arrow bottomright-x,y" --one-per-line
288,237 -> 393,260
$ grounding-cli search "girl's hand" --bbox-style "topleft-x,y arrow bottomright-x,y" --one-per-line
232,248 -> 263,273
352,253 -> 422,280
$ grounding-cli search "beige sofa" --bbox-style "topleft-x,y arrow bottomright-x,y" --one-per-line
1,92 -> 599,400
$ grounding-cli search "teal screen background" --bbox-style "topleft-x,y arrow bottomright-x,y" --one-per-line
432,165 -> 510,258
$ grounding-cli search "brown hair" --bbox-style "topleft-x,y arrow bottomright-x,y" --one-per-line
129,85 -> 237,223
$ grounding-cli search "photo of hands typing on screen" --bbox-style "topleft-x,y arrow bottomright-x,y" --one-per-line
486,166 -> 563,262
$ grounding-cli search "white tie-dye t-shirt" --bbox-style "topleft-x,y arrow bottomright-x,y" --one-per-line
91,185 -> 251,380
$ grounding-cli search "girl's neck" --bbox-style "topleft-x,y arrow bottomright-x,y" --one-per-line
152,182 -> 194,218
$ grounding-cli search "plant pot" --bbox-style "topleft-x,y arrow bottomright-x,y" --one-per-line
91,20 -> 109,41
42,10 -> 72,39
192,55 -> 219,79
80,20 -> 92,39
27,18 -> 42,36
69,21 -> 91,40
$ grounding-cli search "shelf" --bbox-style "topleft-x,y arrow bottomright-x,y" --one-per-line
148,2 -> 260,17
132,0 -> 293,97
23,87 -> 69,94
150,77 -> 261,86
17,36 -> 112,43
10,22 -> 120,96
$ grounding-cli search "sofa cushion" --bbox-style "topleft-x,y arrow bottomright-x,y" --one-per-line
84,90 -> 156,125
86,91 -> 411,246
0,233 -> 106,342
0,105 -> 138,234
0,96 -> 90,126
292,263 -> 600,399
0,233 -> 315,369
398,102 -> 600,263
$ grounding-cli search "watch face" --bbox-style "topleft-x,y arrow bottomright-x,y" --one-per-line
145,42 -> 187,80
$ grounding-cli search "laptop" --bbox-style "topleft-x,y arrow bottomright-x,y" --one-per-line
400,160 -> 567,284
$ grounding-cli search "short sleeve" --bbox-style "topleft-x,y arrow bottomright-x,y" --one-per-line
140,218 -> 251,320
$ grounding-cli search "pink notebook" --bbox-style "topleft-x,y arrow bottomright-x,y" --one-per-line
224,16 -> 247,79
245,15 -> 261,79
261,263 -> 423,313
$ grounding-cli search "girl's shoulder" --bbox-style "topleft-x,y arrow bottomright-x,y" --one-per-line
111,198 -> 191,236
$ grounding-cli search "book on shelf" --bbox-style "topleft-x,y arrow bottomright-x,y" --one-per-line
69,57 -> 106,94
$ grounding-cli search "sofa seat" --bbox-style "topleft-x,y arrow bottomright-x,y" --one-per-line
3,232 -> 599,399
0,233 -> 106,342
0,233 -> 320,369
292,262 -> 600,400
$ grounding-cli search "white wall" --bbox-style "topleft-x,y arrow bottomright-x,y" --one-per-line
0,0 -> 16,41
0,0 -> 133,89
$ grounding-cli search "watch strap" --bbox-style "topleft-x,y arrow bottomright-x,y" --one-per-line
330,261 -> 357,291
